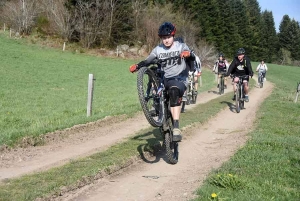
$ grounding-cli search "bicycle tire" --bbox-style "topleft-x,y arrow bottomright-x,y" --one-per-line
219,77 -> 222,95
137,67 -> 163,127
186,82 -> 192,105
192,89 -> 197,104
181,101 -> 186,113
240,85 -> 245,109
221,76 -> 225,94
235,84 -> 240,113
164,112 -> 178,164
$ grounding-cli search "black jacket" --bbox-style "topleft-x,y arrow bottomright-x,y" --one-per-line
227,56 -> 253,76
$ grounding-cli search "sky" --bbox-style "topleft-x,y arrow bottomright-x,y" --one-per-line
258,0 -> 300,32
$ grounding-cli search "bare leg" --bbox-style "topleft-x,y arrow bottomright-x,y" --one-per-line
244,81 -> 249,95
194,77 -> 198,91
170,106 -> 181,120
233,77 -> 239,92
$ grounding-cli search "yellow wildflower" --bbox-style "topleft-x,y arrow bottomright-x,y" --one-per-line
211,193 -> 217,198
228,174 -> 233,177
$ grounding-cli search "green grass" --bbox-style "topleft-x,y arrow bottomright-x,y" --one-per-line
195,63 -> 300,201
0,34 -> 215,147
0,87 -> 234,201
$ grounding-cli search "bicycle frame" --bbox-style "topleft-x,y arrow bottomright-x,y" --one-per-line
219,72 -> 226,94
258,71 -> 264,88
233,75 -> 248,113
150,66 -> 178,163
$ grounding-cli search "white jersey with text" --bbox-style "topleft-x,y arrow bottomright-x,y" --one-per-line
144,41 -> 190,78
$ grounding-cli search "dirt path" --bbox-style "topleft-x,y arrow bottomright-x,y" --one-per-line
57,80 -> 273,201
0,82 -> 230,181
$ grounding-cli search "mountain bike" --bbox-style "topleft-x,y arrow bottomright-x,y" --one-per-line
232,75 -> 249,113
137,63 -> 179,164
258,71 -> 264,88
219,72 -> 227,95
181,71 -> 198,113
188,71 -> 198,104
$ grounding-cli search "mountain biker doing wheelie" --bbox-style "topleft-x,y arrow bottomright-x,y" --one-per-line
129,22 -> 195,142
226,48 -> 254,102
174,37 -> 201,103
213,52 -> 229,89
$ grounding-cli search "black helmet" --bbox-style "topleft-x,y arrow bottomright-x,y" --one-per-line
236,48 -> 245,55
218,52 -> 224,57
158,22 -> 176,37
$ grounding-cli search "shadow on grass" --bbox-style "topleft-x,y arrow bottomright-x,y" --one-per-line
208,90 -> 220,94
133,128 -> 170,164
220,101 -> 236,113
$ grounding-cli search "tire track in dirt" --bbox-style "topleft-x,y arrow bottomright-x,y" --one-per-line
0,83 -> 230,181
57,80 -> 273,201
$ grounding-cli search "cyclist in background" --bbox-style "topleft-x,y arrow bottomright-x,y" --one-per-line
226,48 -> 253,102
256,60 -> 268,82
213,53 -> 229,88
174,37 -> 201,104
129,22 -> 195,141
193,52 -> 202,93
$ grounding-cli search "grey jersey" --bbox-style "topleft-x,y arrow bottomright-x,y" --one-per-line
143,41 -> 190,78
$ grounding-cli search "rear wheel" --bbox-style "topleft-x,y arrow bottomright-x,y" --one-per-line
137,67 -> 163,127
164,112 -> 178,164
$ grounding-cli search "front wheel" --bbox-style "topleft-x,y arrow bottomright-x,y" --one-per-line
192,89 -> 197,104
235,86 -> 240,113
219,76 -> 224,95
163,113 -> 178,164
137,67 -> 164,127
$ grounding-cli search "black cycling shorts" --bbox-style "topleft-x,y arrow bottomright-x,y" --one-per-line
233,74 -> 249,82
218,68 -> 227,74
165,79 -> 186,97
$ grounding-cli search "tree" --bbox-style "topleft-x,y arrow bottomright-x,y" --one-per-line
243,0 -> 263,60
261,10 -> 277,62
278,15 -> 292,50
1,0 -> 40,34
278,16 -> 300,61
41,0 -> 75,40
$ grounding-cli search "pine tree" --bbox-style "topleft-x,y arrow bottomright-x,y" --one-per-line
243,0 -> 263,60
278,15 -> 292,50
261,11 -> 278,62
288,20 -> 300,60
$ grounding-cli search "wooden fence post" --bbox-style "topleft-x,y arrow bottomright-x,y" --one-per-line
87,74 -> 95,117
9,28 -> 12,37
3,23 -> 5,32
63,42 -> 66,51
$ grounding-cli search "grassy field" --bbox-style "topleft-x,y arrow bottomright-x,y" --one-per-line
0,34 -> 215,147
195,63 -> 300,200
